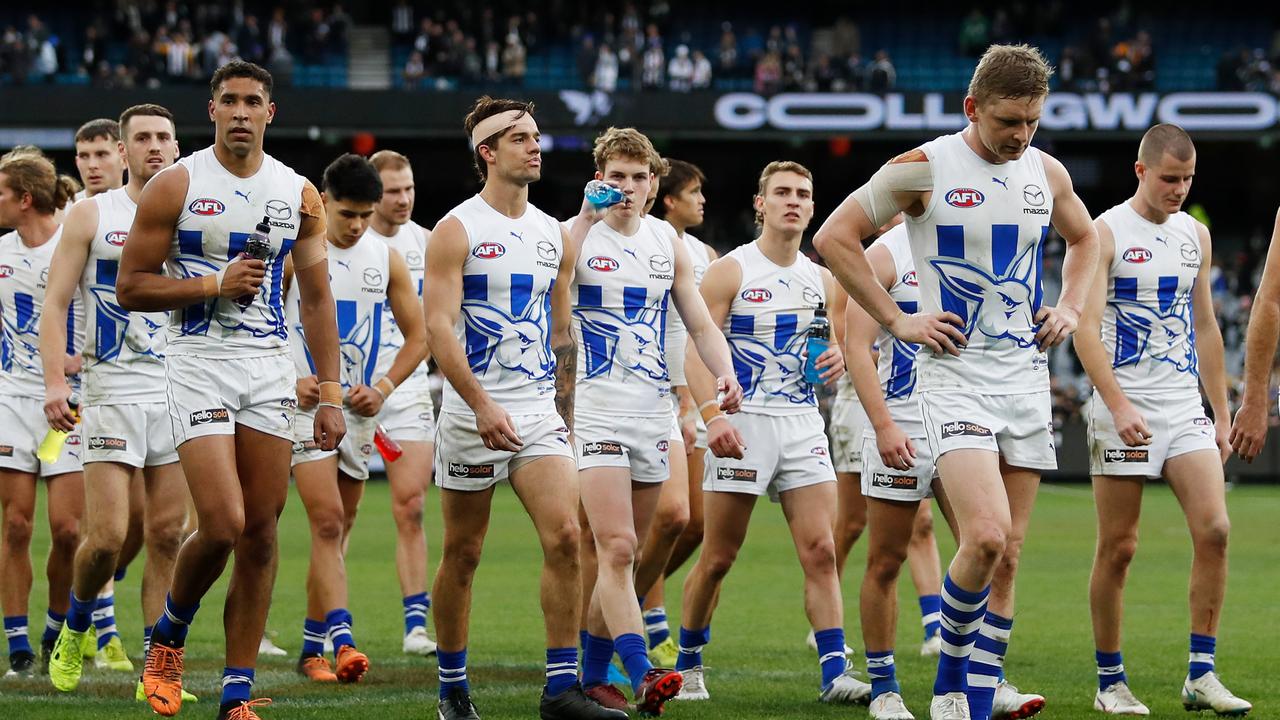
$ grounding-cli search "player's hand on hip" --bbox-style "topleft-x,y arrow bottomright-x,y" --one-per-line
706,415 -> 745,459
1214,417 -> 1232,465
1229,401 -> 1268,462
877,422 -> 917,471
219,255 -> 267,299
1033,305 -> 1079,350
815,344 -> 845,386
43,382 -> 77,433
296,375 -> 320,409
1111,399 -> 1152,447
346,384 -> 384,417
476,399 -> 523,452
314,405 -> 346,451
889,311 -> 966,356
715,376 -> 744,414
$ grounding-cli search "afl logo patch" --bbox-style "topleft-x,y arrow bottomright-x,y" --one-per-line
0,265 -> 13,279
1122,247 -> 1152,264
472,242 -> 506,260
741,288 -> 772,303
587,256 -> 620,272
105,231 -> 127,247
189,198 -> 225,216
902,270 -> 918,286
945,188 -> 984,208
657,440 -> 669,452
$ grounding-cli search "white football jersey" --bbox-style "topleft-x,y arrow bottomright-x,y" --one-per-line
163,146 -> 306,358
722,240 -> 825,415
368,221 -> 430,394
80,187 -> 167,405
869,224 -> 923,431
660,221 -> 712,386
572,217 -> 675,416
0,227 -> 85,396
1097,202 -> 1202,394
906,131 -> 1054,393
439,194 -> 564,416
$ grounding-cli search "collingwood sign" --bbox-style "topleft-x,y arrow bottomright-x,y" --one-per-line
713,92 -> 1280,133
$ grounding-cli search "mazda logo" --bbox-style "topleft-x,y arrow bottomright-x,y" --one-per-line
1022,185 -> 1045,207
265,199 -> 292,220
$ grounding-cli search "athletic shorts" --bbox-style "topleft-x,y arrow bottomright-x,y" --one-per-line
82,402 -> 178,468
0,395 -> 83,477
165,352 -> 296,446
919,389 -> 1056,471
292,406 -> 378,481
1088,391 -> 1217,478
703,412 -> 835,502
434,410 -> 574,491
860,433 -> 936,502
575,410 -> 671,483
379,384 -> 436,443
830,390 -> 867,473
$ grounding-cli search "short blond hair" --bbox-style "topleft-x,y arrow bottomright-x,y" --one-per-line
755,160 -> 813,226
968,44 -> 1053,104
592,127 -> 662,174
369,149 -> 411,172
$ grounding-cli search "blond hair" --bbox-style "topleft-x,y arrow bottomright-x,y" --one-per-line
755,160 -> 813,225
968,44 -> 1053,104
592,127 -> 662,174
1138,123 -> 1195,166
370,149 -> 412,172
0,154 -> 80,215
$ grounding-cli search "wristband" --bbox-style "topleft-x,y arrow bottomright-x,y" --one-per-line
318,381 -> 343,408
201,269 -> 226,298
699,400 -> 722,424
705,414 -> 728,427
373,376 -> 396,399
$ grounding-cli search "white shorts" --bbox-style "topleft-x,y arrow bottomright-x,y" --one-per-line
919,389 -> 1056,471
434,410 -> 574,491
575,410 -> 671,483
165,352 -> 296,446
703,412 -> 835,502
860,433 -> 936,502
292,406 -> 378,481
379,384 -> 436,443
0,395 -> 83,477
830,391 -> 867,474
82,402 -> 178,468
1087,391 -> 1217,478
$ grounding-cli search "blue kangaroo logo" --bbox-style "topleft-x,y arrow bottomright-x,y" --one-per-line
1110,298 -> 1196,373
88,285 -> 165,362
729,327 -> 812,404
928,243 -> 1038,349
573,303 -> 667,381
462,292 -> 554,380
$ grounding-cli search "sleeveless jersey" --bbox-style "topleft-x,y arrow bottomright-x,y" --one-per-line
368,221 -> 431,394
81,187 -> 167,405
0,227 -> 84,396
573,217 -> 675,416
164,146 -> 306,358
723,240 -> 826,415
661,222 -> 712,385
870,224 -> 923,430
440,194 -> 564,416
906,131 -> 1054,393
287,237 -> 389,390
1097,202 -> 1201,394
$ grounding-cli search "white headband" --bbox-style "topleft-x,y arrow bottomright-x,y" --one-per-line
470,109 -> 533,149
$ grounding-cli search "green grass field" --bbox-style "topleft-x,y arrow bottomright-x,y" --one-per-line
2,480 -> 1276,719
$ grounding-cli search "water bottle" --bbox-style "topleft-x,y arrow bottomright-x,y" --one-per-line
236,216 -> 273,310
37,394 -> 80,464
374,424 -> 403,462
584,180 -> 626,209
802,304 -> 830,385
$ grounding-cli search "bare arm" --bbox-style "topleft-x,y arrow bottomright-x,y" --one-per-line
1230,211 -> 1280,460
670,228 -> 742,412
423,217 -> 489,410
39,198 -> 95,430
1037,152 -> 1100,348
845,244 -> 899,434
380,249 -> 429,387
1189,223 -> 1230,460
684,257 -> 746,458
554,224 -> 580,431
292,183 -> 345,449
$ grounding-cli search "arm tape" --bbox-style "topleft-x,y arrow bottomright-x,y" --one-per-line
292,235 -> 328,270
849,160 -> 934,228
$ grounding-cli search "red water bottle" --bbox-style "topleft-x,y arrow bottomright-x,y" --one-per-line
374,424 -> 402,462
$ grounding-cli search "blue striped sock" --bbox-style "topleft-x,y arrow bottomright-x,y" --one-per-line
42,610 -> 65,645
301,617 -> 326,656
1096,650 -> 1126,690
581,634 -> 615,687
403,593 -> 429,635
919,594 -> 943,640
933,574 -> 989,696
815,628 -> 848,688
438,648 -> 468,699
153,594 -> 199,646
676,626 -> 709,671
615,632 -> 652,693
114,566 -> 127,582
93,595 -> 120,649
866,650 -> 900,699
967,611 -> 1012,720
579,629 -> 589,652
143,625 -> 153,658
325,608 -> 355,652
68,594 -> 95,634
221,666 -> 253,704
643,607 -> 671,649
3,616 -> 31,655
1189,634 -> 1215,680
545,647 -> 578,695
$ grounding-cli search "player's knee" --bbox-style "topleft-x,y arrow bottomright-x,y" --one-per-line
145,514 -> 186,559
836,516 -> 866,547
683,511 -> 704,541
546,519 -> 583,564
701,547 -> 739,581
1,511 -> 33,549
49,520 -> 81,554
393,494 -> 425,530
966,525 -> 1008,566
443,537 -> 484,576
654,501 -> 690,541
911,512 -> 935,543
798,535 -> 838,575
1099,532 -> 1139,569
596,532 -> 639,568
236,519 -> 278,567
866,545 -> 908,585
86,520 -> 128,555
311,510 -> 345,544
1195,516 -> 1231,554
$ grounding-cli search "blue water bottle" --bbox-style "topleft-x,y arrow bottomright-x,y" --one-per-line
802,304 -> 830,384
584,180 -> 626,209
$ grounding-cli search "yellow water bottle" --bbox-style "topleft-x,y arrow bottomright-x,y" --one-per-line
37,394 -> 79,464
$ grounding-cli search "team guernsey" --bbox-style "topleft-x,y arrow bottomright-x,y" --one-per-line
0,227 -> 85,476
657,218 -> 711,387
908,131 -> 1058,469
704,240 -> 833,500
1089,202 -> 1213,477
434,194 -> 572,490
368,221 -> 435,442
572,216 -> 675,482
287,237 -> 389,479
